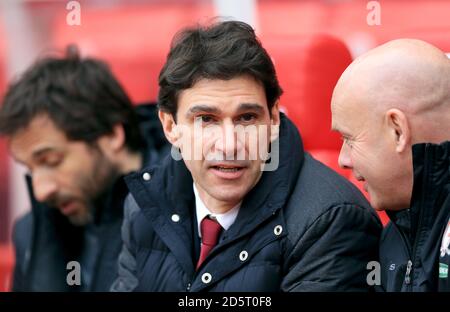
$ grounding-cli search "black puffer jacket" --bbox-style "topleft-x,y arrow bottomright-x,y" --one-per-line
112,114 -> 382,292
379,142 -> 450,291
12,104 -> 169,291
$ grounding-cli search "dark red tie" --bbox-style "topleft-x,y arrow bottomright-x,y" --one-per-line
196,216 -> 223,270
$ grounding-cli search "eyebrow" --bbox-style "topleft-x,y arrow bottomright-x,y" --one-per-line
236,103 -> 265,114
186,105 -> 221,117
186,103 -> 265,118
331,122 -> 349,136
331,121 -> 343,133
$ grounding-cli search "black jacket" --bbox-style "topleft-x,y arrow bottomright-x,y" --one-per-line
12,104 -> 169,292
111,114 -> 382,292
379,142 -> 450,291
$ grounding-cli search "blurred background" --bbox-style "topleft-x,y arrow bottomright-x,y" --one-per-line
1,0 -> 450,291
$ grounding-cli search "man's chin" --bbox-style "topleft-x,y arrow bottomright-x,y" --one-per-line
67,213 -> 93,226
206,186 -> 248,205
370,196 -> 392,212
371,204 -> 386,212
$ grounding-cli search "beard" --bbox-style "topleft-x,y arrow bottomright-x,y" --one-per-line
66,207 -> 94,226
45,146 -> 121,227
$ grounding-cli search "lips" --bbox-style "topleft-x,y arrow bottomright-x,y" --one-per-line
355,175 -> 365,182
209,163 -> 247,180
353,174 -> 369,193
213,165 -> 242,171
59,200 -> 78,216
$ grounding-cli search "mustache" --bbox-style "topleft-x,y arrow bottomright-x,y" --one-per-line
44,193 -> 79,208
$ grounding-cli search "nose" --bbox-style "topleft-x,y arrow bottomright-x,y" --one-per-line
214,123 -> 244,160
32,170 -> 59,203
338,143 -> 353,169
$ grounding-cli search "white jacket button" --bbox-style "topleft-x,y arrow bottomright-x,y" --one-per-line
171,214 -> 180,222
142,172 -> 151,181
239,250 -> 248,262
201,273 -> 212,284
274,225 -> 283,236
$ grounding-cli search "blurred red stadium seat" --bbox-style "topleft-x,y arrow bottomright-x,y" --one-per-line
0,244 -> 14,292
379,209 -> 392,227
261,33 -> 390,225
0,138 -> 8,240
259,0 -> 450,57
51,2 -> 214,104
0,29 -> 5,96
0,22 -> 11,242
262,33 -> 353,182
262,34 -> 352,151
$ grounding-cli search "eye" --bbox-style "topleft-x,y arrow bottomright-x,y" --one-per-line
237,113 -> 257,123
47,158 -> 62,167
40,154 -> 63,168
195,115 -> 216,124
343,137 -> 353,148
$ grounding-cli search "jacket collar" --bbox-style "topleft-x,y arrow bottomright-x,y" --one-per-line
388,141 -> 450,243
221,113 -> 304,243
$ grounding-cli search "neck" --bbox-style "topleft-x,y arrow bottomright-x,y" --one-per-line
411,111 -> 450,145
194,183 -> 240,214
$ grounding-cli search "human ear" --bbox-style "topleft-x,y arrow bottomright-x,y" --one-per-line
385,108 -> 411,153
158,110 -> 181,147
96,123 -> 126,155
270,101 -> 280,142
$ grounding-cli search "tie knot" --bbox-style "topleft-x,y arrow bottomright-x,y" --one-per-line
200,216 -> 223,246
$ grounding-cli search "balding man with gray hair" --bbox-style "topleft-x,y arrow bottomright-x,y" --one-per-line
331,39 -> 450,292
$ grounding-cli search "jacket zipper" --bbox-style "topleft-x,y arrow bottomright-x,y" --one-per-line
405,143 -> 432,290
404,260 -> 413,285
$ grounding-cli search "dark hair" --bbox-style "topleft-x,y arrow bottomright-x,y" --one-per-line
0,45 -> 143,152
158,20 -> 283,117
